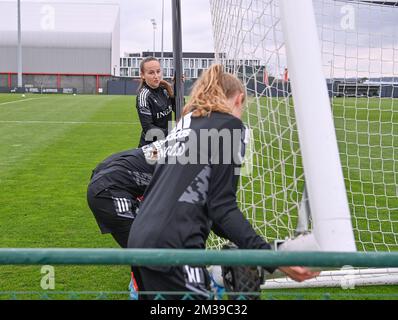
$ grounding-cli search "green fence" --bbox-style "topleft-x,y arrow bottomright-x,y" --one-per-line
1,249 -> 398,300
1,249 -> 398,267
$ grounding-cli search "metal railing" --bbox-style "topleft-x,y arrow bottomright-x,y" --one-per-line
1,248 -> 398,267
2,249 -> 398,300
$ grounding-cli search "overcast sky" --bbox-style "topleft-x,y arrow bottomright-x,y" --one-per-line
119,0 -> 214,54
1,0 -> 397,54
0,0 -> 215,54
1,0 -> 397,77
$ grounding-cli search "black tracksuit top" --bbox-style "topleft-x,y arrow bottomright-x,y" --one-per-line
128,111 -> 272,256
136,83 -> 176,147
89,148 -> 155,197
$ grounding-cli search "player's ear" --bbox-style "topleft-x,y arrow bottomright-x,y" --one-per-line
234,92 -> 245,108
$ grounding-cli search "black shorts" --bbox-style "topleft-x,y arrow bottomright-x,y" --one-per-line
132,265 -> 211,300
87,185 -> 139,235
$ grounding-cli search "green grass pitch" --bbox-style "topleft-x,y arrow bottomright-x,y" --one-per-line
0,93 -> 397,300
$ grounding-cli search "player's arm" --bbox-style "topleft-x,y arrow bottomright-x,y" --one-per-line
208,163 -> 319,279
209,219 -> 228,240
207,120 -> 319,280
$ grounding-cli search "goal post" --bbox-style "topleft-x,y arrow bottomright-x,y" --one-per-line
279,0 -> 356,252
209,0 -> 398,287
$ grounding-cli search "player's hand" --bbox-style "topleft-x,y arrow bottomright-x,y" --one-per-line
278,266 -> 320,282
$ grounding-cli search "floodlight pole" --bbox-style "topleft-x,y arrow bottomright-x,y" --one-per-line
172,0 -> 184,121
151,18 -> 157,57
17,0 -> 22,88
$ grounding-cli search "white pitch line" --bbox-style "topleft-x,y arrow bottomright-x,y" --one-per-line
0,120 -> 139,125
0,97 -> 45,106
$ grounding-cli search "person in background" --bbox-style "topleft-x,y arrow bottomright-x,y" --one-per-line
136,56 -> 175,147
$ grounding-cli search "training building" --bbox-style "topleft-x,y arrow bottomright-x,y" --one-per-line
111,51 -> 266,95
0,1 -> 120,94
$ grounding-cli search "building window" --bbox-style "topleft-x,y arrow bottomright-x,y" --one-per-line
201,59 -> 208,68
120,68 -> 128,77
131,68 -> 139,77
132,58 -> 138,68
183,59 -> 189,69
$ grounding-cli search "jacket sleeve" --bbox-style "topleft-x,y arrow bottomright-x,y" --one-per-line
136,92 -> 168,138
206,119 -> 275,273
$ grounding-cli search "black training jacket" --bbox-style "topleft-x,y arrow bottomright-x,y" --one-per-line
136,83 -> 176,147
128,111 -> 272,269
89,147 -> 155,197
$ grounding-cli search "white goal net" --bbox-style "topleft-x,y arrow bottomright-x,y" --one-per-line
209,0 -> 398,286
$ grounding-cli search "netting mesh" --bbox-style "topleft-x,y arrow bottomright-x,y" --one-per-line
209,0 -> 398,252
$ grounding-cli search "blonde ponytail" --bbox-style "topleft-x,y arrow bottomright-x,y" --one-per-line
183,64 -> 245,117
